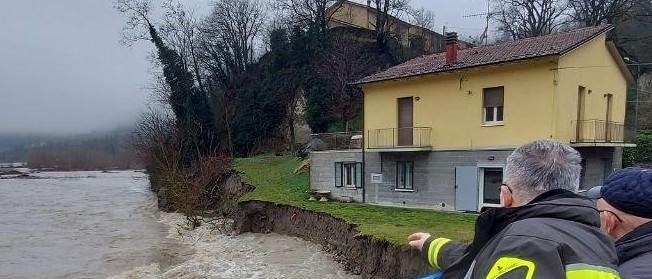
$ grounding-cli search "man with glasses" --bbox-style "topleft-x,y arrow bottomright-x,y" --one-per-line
408,140 -> 620,278
587,167 -> 652,278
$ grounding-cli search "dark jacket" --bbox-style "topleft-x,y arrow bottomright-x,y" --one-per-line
616,221 -> 652,278
422,189 -> 621,279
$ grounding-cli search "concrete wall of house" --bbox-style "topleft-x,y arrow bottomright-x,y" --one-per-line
578,147 -> 622,189
364,149 -> 512,210
310,151 -> 363,202
362,59 -> 557,150
555,34 -> 629,142
310,146 -> 619,210
614,147 -> 624,170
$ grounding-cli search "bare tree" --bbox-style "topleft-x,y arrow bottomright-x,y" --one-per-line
369,0 -> 411,47
116,0 -> 208,94
133,109 -> 242,225
197,0 -> 266,154
409,6 -> 435,31
159,1 -> 207,93
114,0 -> 154,45
567,0 -> 634,26
200,0 -> 266,84
318,34 -> 375,132
492,0 -> 566,39
272,0 -> 346,33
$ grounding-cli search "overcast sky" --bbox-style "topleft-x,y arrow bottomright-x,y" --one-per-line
0,0 -> 488,135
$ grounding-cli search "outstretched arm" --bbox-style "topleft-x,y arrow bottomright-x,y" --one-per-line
408,233 -> 467,270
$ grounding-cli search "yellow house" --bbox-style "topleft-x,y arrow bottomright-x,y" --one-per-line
309,25 -> 634,211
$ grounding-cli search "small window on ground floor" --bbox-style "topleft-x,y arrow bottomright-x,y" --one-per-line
335,162 -> 362,188
396,161 -> 414,190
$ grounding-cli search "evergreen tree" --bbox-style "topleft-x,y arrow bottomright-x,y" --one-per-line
230,27 -> 297,155
147,24 -> 218,163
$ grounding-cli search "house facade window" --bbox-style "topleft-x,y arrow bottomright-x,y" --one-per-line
335,162 -> 362,188
396,161 -> 414,190
483,87 -> 504,124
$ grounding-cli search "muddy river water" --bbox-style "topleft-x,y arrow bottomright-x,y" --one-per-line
0,171 -> 357,279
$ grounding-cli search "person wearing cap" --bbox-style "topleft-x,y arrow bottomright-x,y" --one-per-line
587,167 -> 652,279
408,140 -> 621,278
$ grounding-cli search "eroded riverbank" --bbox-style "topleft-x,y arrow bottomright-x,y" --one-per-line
234,200 -> 433,279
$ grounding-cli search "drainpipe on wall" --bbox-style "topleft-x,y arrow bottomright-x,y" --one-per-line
361,86 -> 366,204
552,63 -> 559,140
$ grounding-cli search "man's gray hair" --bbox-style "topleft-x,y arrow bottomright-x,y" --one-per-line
504,140 -> 582,203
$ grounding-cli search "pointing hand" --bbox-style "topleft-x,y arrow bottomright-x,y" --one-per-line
407,232 -> 431,251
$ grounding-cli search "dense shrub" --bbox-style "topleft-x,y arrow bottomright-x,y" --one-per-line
623,130 -> 652,167
133,110 -> 240,228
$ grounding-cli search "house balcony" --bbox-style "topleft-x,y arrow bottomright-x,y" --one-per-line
571,120 -> 634,147
308,131 -> 363,151
367,127 -> 432,152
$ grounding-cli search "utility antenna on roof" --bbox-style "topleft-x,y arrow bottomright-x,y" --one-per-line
463,0 -> 494,45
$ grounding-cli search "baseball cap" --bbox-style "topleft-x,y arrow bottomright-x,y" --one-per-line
587,167 -> 652,219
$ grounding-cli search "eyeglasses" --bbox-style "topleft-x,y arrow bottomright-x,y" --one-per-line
498,183 -> 513,194
599,209 -> 623,223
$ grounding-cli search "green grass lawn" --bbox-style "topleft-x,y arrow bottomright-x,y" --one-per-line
234,155 -> 476,245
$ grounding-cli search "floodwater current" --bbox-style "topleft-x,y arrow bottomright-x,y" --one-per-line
0,171 -> 357,279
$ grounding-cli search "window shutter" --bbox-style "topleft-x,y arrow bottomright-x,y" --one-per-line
335,162 -> 343,187
355,162 -> 363,188
483,87 -> 504,107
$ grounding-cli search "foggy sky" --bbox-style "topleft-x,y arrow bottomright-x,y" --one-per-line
0,0 -> 486,135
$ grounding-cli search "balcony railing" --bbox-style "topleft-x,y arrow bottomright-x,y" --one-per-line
308,131 -> 363,151
368,127 -> 432,149
572,120 -> 625,143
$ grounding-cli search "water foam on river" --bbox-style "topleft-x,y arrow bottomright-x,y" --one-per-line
110,213 -> 357,279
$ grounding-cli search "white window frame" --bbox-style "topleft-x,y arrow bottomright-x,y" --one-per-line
478,166 -> 504,209
343,162 -> 356,188
483,106 -> 504,124
482,87 -> 505,125
396,161 -> 414,191
335,161 -> 361,189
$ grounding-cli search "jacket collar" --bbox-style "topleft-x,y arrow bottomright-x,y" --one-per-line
616,221 -> 652,264
470,189 -> 600,256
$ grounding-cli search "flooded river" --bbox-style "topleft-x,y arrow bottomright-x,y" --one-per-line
0,171 -> 356,279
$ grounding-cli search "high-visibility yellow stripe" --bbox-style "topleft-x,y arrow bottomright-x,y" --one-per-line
426,238 -> 451,269
485,257 -> 535,279
565,264 -> 620,279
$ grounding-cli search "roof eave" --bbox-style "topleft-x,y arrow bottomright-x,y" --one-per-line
559,25 -> 614,56
606,41 -> 636,84
354,54 -> 559,86
356,25 -> 614,86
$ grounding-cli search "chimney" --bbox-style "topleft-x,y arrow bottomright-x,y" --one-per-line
445,32 -> 458,65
